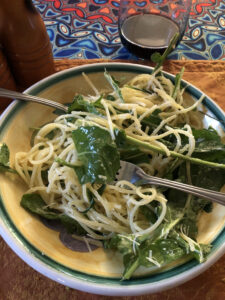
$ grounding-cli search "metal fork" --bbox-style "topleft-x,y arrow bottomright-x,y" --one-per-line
0,88 -> 68,112
116,161 -> 225,206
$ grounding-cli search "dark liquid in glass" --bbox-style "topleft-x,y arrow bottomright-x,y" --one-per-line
119,14 -> 180,59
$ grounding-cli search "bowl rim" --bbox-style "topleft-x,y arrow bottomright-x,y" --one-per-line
0,62 -> 225,296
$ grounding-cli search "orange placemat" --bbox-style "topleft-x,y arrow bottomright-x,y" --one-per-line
54,59 -> 225,111
0,59 -> 225,300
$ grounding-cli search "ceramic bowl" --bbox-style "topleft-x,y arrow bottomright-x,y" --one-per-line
0,63 -> 225,296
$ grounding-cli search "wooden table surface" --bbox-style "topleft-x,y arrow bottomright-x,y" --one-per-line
0,59 -> 225,299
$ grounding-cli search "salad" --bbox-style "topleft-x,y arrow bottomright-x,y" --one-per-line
1,45 -> 225,280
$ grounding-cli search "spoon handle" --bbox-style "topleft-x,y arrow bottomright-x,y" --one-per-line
0,88 -> 68,112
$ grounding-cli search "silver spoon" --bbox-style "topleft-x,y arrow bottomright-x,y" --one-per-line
0,88 -> 68,112
116,160 -> 225,206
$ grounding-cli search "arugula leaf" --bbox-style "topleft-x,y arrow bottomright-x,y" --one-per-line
137,122 -> 225,165
123,254 -> 140,280
107,227 -> 209,280
167,190 -> 199,239
104,234 -> 140,280
113,123 -> 225,170
114,128 -> 150,164
104,70 -> 124,103
0,143 -> 9,167
104,233 -> 136,256
68,94 -> 103,115
139,205 -> 157,224
189,163 -> 225,192
55,157 -> 82,168
172,67 -> 185,99
105,189 -> 211,280
126,85 -> 153,95
193,166 -> 223,212
21,193 -> 86,234
106,94 -> 116,101
52,103 -> 70,116
79,191 -> 95,213
114,128 -> 127,147
167,160 -> 225,242
80,184 -> 106,214
0,143 -> 17,173
191,127 -> 225,163
141,109 -> 162,133
30,123 -> 59,147
140,238 -> 186,267
45,128 -> 59,140
104,169 -> 213,281
71,126 -> 120,184
120,148 -> 150,164
151,33 -> 180,73
176,162 -> 225,214
127,133 -> 225,170
41,169 -> 49,185
193,127 -> 225,151
151,52 -> 163,65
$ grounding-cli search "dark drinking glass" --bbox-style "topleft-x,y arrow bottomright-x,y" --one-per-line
118,0 -> 192,59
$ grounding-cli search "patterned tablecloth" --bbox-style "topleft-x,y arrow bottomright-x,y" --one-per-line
33,0 -> 225,60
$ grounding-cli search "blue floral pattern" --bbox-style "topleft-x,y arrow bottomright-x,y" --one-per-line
33,0 -> 225,60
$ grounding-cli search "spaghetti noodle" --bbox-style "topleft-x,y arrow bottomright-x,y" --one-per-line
14,69 -> 205,241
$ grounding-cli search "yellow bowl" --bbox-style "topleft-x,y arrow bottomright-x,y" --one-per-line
0,63 -> 225,296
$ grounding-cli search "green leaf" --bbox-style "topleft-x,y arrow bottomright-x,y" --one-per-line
140,238 -> 186,267
60,214 -> 86,234
167,161 -> 225,240
190,163 -> 225,192
80,184 -> 106,213
114,128 -> 150,164
152,33 -> 180,73
141,109 -> 162,133
55,157 -> 81,169
68,94 -> 103,114
21,193 -> 86,235
114,128 -> 127,148
106,94 -> 116,101
172,67 -> 185,99
120,148 -> 150,164
139,205 -> 157,224
0,143 -> 17,173
0,143 -> 9,165
176,162 -> 225,215
52,103 -> 70,116
126,85 -> 153,95
126,134 -> 225,170
191,127 -> 225,162
45,128 -> 59,140
104,233 -> 136,256
122,254 -> 140,280
104,70 -> 124,103
193,127 -> 225,151
151,52 -> 163,64
41,169 -> 49,185
30,123 -> 60,147
72,126 -> 120,184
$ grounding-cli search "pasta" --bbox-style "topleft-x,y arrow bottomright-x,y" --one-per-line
14,69 -> 204,238
11,67 -> 221,279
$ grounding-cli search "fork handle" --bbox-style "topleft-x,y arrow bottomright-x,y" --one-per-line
0,88 -> 68,112
138,171 -> 225,206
